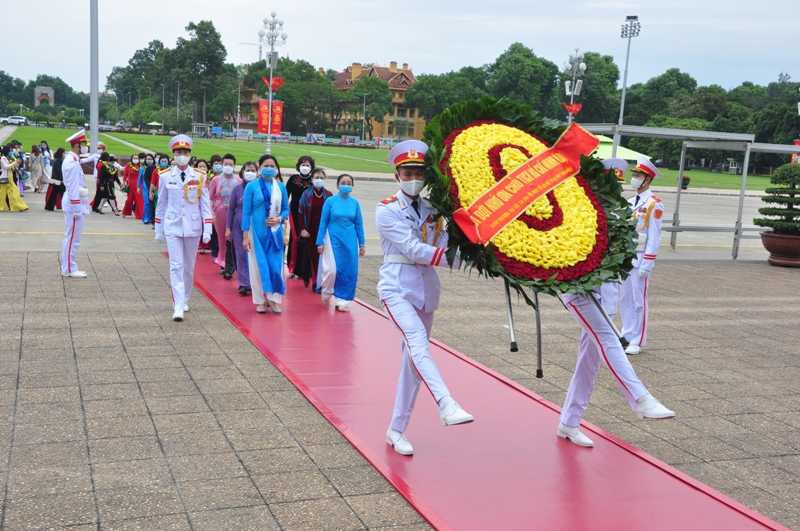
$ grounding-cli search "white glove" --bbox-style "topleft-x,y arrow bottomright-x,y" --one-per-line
78,187 -> 89,198
202,233 -> 211,244
638,268 -> 651,279
155,233 -> 164,243
72,212 -> 83,220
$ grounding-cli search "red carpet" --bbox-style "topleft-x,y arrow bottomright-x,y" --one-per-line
192,256 -> 787,531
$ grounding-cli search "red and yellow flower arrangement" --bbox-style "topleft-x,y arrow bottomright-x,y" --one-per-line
424,97 -> 637,303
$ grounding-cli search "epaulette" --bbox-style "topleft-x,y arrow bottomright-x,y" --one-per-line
652,195 -> 662,203
158,167 -> 171,175
421,197 -> 433,208
380,196 -> 398,204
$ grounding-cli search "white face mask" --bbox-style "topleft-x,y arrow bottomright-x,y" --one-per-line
97,148 -> 104,154
312,178 -> 325,189
79,145 -> 88,155
132,158 -> 139,164
398,179 -> 424,197
299,165 -> 311,176
174,155 -> 190,167
243,171 -> 257,182
222,165 -> 235,175
630,177 -> 645,190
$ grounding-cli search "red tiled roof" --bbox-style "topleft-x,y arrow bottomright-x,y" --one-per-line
332,64 -> 417,91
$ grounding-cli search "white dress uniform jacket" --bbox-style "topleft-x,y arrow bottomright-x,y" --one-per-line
154,166 -> 212,240
376,193 -> 458,312
62,151 -> 90,216
629,188 -> 663,274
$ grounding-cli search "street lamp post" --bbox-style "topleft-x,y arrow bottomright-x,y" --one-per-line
236,79 -> 243,139
361,93 -> 366,141
258,11 -> 288,154
563,48 -> 586,124
612,15 -> 641,157
176,81 -> 180,132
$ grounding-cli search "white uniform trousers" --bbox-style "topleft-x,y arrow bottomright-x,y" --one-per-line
620,268 -> 649,347
61,213 -> 85,275
166,234 -> 201,310
560,293 -> 648,428
382,292 -> 450,433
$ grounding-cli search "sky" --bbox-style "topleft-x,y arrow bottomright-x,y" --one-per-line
4,0 -> 797,95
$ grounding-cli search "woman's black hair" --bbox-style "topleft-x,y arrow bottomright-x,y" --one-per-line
0,144 -> 12,157
311,169 -> 326,179
194,159 -> 209,169
258,154 -> 281,176
158,153 -> 170,163
296,155 -> 315,171
54,148 -> 65,160
240,161 -> 258,178
100,151 -> 110,162
337,173 -> 354,186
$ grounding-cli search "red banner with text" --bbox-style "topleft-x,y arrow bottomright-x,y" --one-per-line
452,123 -> 599,245
257,100 -> 284,135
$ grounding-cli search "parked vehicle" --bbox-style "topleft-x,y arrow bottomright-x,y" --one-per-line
0,115 -> 30,126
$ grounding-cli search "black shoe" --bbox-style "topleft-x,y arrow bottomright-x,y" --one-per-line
303,278 -> 310,287
619,336 -> 629,348
238,286 -> 248,296
223,273 -> 233,280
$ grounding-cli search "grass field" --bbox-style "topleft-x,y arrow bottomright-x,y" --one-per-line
3,126 -> 774,190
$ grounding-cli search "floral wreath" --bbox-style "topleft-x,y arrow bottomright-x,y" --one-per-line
101,160 -> 118,176
424,97 -> 637,303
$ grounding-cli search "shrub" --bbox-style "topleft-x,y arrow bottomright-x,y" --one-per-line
753,163 -> 800,236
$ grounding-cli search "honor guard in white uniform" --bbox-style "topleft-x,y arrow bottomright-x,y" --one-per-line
557,156 -> 674,448
154,135 -> 212,321
61,129 -> 91,278
377,139 -> 474,456
620,157 -> 663,355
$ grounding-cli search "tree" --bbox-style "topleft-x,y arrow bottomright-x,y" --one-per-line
561,52 -> 620,124
350,76 -> 392,139
667,85 -> 729,121
621,68 -> 698,126
0,70 -> 26,107
404,71 -> 485,120
628,115 -> 710,162
486,43 -> 560,116
173,21 -> 227,123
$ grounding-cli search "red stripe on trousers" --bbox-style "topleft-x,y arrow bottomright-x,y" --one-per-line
382,300 -> 435,398
567,300 -> 633,397
639,277 -> 649,346
67,218 -> 77,273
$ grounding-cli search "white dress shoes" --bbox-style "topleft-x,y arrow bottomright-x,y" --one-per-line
557,423 -> 594,447
386,428 -> 413,456
62,271 -> 87,278
637,394 -> 675,420
183,304 -> 189,312
172,308 -> 184,321
625,344 -> 642,355
440,401 -> 474,426
268,301 -> 282,314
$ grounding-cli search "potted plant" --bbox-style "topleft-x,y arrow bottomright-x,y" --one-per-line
753,162 -> 800,267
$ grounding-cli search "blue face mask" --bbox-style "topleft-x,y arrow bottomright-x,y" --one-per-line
159,161 -> 168,168
213,164 -> 223,174
339,185 -> 353,195
261,167 -> 276,179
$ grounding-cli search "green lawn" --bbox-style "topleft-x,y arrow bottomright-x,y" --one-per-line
110,132 -> 394,174
2,126 -> 133,157
657,167 -> 771,191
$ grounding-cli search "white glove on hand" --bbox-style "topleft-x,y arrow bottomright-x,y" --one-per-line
72,212 -> 83,220
639,268 -> 651,279
155,233 -> 164,243
78,187 -> 89,198
202,233 -> 211,244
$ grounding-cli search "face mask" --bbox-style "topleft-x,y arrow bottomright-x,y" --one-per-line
145,159 -> 154,166
171,163 -> 177,168
213,164 -> 223,174
197,167 -> 208,173
97,149 -> 104,154
261,167 -> 276,179
312,178 -> 325,189
160,161 -> 168,168
79,145 -> 88,155
244,171 -> 257,182
339,185 -> 353,195
630,177 -> 645,190
132,158 -> 139,164
299,165 -> 311,176
174,155 -> 190,167
222,166 -> 234,175
398,179 -> 424,197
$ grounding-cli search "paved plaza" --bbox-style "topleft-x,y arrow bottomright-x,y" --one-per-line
0,175 -> 797,529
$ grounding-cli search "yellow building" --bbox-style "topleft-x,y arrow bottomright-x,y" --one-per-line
332,61 -> 426,140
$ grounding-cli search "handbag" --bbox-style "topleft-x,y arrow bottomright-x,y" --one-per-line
0,168 -> 8,185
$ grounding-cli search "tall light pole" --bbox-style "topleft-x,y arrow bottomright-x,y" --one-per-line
89,0 -> 98,154
563,48 -> 586,124
236,78 -> 243,138
258,11 -> 288,154
176,80 -> 180,132
612,15 -> 641,157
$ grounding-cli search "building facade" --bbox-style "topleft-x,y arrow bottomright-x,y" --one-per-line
332,61 -> 425,140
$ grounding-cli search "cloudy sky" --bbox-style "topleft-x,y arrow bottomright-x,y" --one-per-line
7,0 -> 797,94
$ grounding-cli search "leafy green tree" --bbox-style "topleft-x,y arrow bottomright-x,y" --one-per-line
404,71 -> 485,120
667,85 -> 729,121
173,21 -> 227,123
486,43 -> 560,116
629,115 -> 710,162
728,81 -> 769,111
350,76 -> 392,139
622,68 -> 697,126
0,70 -> 26,107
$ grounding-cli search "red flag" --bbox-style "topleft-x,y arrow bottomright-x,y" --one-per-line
261,76 -> 270,87
271,77 -> 284,91
562,102 -> 583,115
